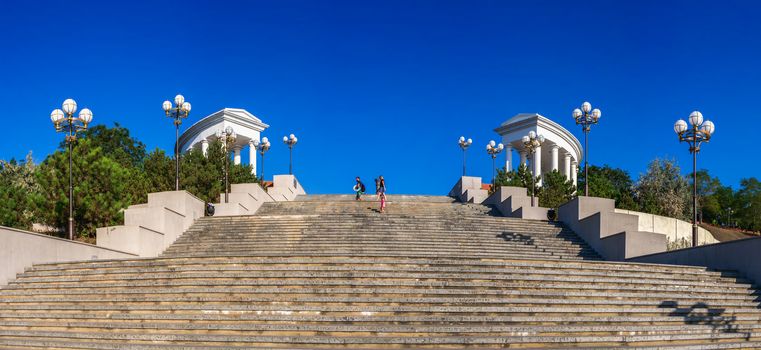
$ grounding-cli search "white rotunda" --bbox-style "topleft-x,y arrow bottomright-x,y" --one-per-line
494,113 -> 582,187
177,108 -> 269,175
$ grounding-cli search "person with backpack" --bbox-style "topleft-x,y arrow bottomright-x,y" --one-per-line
354,176 -> 366,201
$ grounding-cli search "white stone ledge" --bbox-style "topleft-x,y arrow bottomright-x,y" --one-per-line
1,226 -> 136,287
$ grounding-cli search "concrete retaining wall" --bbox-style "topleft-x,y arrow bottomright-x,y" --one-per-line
1,226 -> 136,286
613,209 -> 718,246
629,236 -> 761,286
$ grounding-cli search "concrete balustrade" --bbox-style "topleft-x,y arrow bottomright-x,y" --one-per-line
614,208 -> 718,246
213,183 -> 275,216
267,174 -> 306,201
483,186 -> 549,221
96,191 -> 204,257
448,176 -> 488,203
558,196 -> 667,261
0,226 -> 136,286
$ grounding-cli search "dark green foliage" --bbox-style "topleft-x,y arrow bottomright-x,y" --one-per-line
33,139 -> 148,238
580,165 -> 638,210
67,123 -> 147,167
0,153 -> 38,229
494,164 -> 540,195
736,178 -> 761,231
538,170 -> 576,209
143,148 -> 175,193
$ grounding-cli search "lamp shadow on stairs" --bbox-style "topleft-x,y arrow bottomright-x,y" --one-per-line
658,301 -> 751,340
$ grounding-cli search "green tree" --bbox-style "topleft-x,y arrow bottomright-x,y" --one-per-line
580,165 -> 638,210
736,177 -> 761,231
634,158 -> 690,220
538,170 -> 576,209
0,153 -> 38,229
33,138 -> 148,239
494,164 -> 540,195
179,140 -> 258,203
692,169 -> 724,223
66,123 -> 147,167
143,148 -> 175,193
712,185 -> 738,226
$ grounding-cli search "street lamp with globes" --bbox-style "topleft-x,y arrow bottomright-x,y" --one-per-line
572,101 -> 602,196
674,110 -> 715,247
283,134 -> 298,175
486,140 -> 504,189
252,137 -> 271,181
216,126 -> 237,203
522,131 -> 544,207
162,94 -> 191,191
458,136 -> 473,176
50,98 -> 93,240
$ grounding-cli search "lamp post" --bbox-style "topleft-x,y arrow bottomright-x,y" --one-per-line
252,137 -> 271,181
572,101 -> 602,196
50,99 -> 93,240
162,94 -> 191,191
283,134 -> 298,175
216,126 -> 237,203
458,136 -> 473,176
486,140 -> 504,188
674,111 -> 715,247
522,131 -> 545,207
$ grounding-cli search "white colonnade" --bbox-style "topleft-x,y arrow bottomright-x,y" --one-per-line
494,113 -> 582,190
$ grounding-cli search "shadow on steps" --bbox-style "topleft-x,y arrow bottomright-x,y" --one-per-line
659,300 -> 752,341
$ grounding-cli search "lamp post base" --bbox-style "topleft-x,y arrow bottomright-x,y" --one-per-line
68,218 -> 74,240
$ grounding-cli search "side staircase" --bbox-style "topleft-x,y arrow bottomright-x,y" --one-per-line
0,195 -> 760,348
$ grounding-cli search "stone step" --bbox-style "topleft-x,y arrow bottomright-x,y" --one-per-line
1,338 -> 760,350
1,339 -> 761,350
0,329 -> 758,347
2,286 -> 755,302
24,256 -> 732,277
2,311 -> 760,326
2,296 -> 757,310
5,302 -> 760,314
1,320 -> 760,337
159,251 -> 592,261
15,270 -> 744,289
5,279 -> 754,296
165,245 -> 593,257
17,264 -> 740,284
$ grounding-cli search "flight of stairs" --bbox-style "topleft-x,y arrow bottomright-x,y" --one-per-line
0,195 -> 760,349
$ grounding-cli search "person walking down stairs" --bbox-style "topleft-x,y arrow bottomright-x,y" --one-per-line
378,176 -> 387,213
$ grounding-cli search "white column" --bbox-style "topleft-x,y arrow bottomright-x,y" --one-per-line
534,146 -> 542,187
571,160 -> 578,189
233,146 -> 241,165
564,153 -> 572,181
249,141 -> 257,175
201,140 -> 209,156
519,151 -> 527,168
505,145 -> 513,171
550,145 -> 559,172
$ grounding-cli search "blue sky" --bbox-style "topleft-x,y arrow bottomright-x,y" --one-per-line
0,0 -> 757,195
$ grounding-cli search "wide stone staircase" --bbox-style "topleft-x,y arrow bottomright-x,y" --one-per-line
1,195 -> 760,349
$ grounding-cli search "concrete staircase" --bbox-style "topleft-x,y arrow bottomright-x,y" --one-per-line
1,195 -> 760,349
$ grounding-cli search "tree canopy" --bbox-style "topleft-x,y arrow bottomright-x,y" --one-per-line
0,124 -> 258,240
